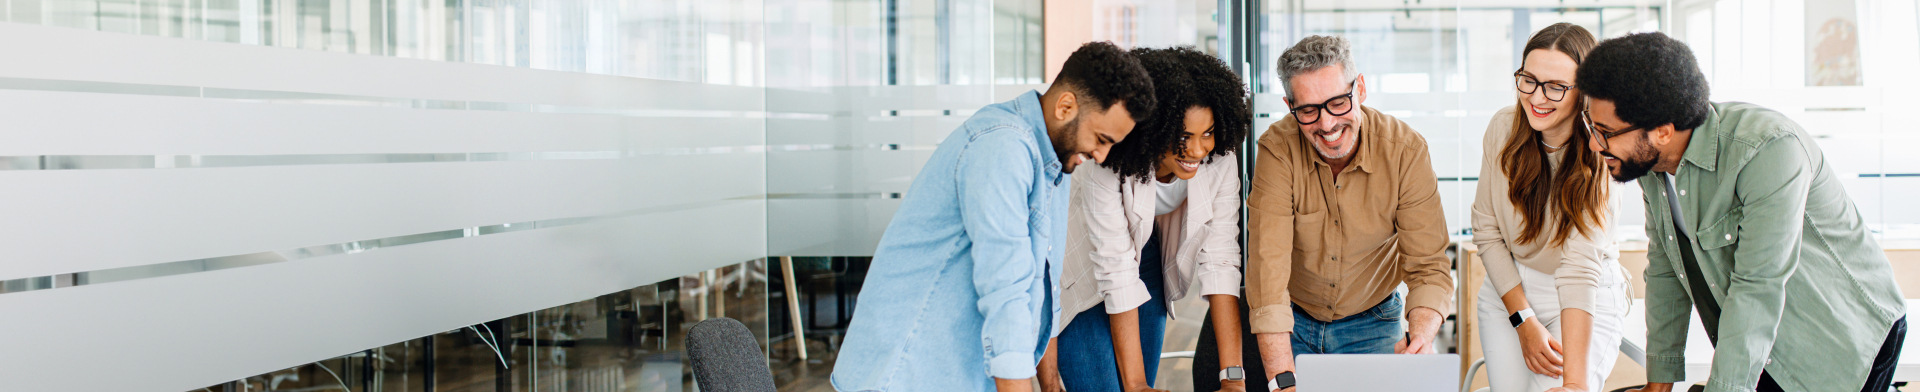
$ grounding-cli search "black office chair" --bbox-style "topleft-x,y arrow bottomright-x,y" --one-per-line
687,317 -> 777,392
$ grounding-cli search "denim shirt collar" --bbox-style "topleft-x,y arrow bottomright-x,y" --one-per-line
1015,90 -> 1065,185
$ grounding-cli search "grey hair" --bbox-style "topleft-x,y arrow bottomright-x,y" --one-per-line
1277,35 -> 1358,100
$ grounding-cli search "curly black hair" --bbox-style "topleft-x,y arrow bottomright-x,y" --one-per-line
1055,41 -> 1157,122
1099,46 -> 1250,182
1576,32 -> 1711,132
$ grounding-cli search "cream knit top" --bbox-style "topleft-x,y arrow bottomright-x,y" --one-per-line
1470,106 -> 1621,313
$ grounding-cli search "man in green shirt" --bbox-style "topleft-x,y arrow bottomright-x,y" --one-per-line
1577,32 -> 1906,392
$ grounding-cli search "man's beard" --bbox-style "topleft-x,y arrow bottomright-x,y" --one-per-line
1606,140 -> 1661,183
1311,122 -> 1353,160
1055,118 -> 1083,173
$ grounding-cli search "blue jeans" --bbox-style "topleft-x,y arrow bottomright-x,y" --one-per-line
1191,291 -> 1404,392
1056,229 -> 1170,390
1291,291 -> 1404,355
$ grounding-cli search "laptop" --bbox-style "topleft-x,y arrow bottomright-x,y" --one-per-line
1294,354 -> 1461,392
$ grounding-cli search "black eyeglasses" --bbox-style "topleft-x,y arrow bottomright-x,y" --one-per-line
1290,79 -> 1357,126
1581,102 -> 1646,151
1515,72 -> 1573,102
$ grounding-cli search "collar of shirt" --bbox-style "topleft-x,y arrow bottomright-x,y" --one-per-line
1679,103 -> 1724,174
1303,105 -> 1381,174
1015,90 -> 1065,185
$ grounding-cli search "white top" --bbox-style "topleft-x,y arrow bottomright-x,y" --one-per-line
1153,177 -> 1188,216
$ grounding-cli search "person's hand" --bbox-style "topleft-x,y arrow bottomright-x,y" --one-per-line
1624,382 -> 1675,392
1395,307 -> 1444,354
1394,331 -> 1438,354
1214,379 -> 1246,392
1276,387 -> 1296,392
1516,317 -> 1565,377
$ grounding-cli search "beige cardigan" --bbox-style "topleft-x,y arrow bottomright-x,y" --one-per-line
1060,153 -> 1243,326
1470,106 -> 1620,313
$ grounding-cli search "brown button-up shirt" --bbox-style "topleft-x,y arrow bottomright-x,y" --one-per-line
1245,105 -> 1454,335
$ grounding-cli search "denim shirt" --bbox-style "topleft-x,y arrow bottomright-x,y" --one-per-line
831,90 -> 1069,391
1639,102 -> 1905,392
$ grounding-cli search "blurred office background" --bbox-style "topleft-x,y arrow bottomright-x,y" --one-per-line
0,0 -> 1911,391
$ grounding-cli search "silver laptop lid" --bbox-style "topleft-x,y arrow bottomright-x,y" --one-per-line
1294,354 -> 1460,392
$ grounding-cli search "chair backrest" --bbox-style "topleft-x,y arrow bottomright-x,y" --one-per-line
686,317 -> 777,392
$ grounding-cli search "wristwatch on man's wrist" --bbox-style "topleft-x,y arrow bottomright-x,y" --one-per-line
1267,371 -> 1295,391
1508,308 -> 1537,328
1220,366 -> 1245,382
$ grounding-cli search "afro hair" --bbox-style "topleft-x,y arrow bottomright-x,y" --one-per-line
1576,32 -> 1711,132
1100,46 -> 1250,182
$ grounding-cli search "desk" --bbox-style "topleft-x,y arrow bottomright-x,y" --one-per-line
1620,299 -> 1920,383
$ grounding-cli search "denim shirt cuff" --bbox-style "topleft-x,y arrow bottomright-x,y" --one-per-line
1645,354 -> 1687,383
1705,378 -> 1758,392
986,352 -> 1038,380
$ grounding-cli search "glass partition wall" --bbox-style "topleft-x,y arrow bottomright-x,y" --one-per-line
0,0 -> 1915,391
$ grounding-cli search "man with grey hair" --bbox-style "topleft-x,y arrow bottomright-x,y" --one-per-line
1191,35 -> 1453,392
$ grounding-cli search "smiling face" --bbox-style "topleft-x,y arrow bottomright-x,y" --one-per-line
1517,49 -> 1581,133
1285,66 -> 1365,162
1156,106 -> 1217,182
1584,98 -> 1661,182
1056,102 -> 1136,174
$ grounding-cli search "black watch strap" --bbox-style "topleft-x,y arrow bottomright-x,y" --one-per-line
1268,371 -> 1296,391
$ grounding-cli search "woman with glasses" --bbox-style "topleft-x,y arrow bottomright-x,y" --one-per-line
1037,46 -> 1251,392
1471,23 -> 1629,392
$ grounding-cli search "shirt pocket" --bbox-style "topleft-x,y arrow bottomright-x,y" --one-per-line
1696,207 -> 1742,258
1292,210 -> 1328,256
1694,207 -> 1742,291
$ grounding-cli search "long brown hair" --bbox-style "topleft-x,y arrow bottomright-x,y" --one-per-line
1503,23 -> 1606,247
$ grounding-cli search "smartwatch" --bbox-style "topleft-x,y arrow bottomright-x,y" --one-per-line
1508,308 -> 1537,328
1220,366 -> 1246,382
1267,371 -> 1296,391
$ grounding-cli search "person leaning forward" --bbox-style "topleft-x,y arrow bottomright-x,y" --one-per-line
1191,35 -> 1455,392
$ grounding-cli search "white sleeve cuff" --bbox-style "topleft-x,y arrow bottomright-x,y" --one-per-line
1101,279 -> 1153,314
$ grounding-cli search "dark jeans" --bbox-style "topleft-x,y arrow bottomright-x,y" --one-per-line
1057,229 -> 1170,390
1757,316 -> 1906,392
1192,292 -> 1404,392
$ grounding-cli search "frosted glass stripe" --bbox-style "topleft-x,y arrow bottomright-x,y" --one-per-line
0,197 -> 749,295
0,155 -> 763,279
0,75 -> 765,118
0,201 -> 767,392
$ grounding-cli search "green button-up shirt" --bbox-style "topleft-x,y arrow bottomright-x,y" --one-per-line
1640,102 -> 1905,392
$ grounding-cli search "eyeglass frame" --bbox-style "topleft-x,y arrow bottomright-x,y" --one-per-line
1514,71 -> 1574,102
1581,101 -> 1648,151
1288,79 -> 1358,126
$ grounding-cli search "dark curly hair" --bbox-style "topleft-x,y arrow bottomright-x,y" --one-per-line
1576,32 -> 1710,132
1055,41 -> 1157,122
1099,46 -> 1249,182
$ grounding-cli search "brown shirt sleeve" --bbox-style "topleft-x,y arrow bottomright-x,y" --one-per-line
1246,124 -> 1299,335
1392,132 -> 1455,318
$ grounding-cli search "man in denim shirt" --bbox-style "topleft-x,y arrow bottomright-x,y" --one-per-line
832,42 -> 1156,392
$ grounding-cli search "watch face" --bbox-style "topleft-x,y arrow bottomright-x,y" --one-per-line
1222,367 -> 1245,380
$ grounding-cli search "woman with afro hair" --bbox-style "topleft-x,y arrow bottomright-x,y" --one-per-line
1039,46 -> 1252,392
